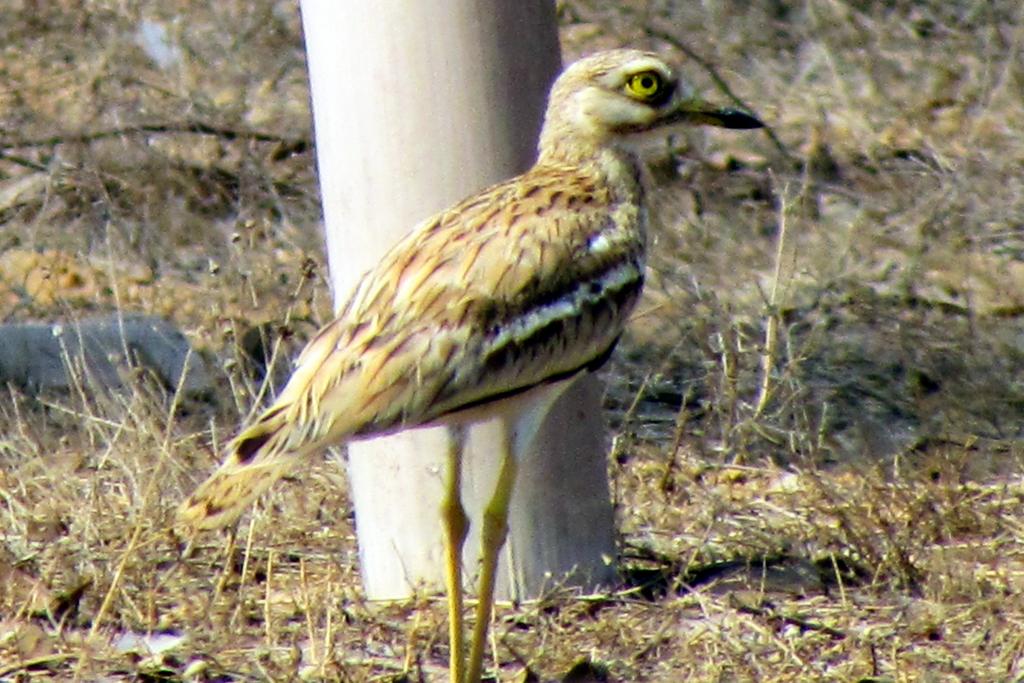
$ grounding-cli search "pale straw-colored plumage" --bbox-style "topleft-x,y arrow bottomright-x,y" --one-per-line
178,49 -> 762,683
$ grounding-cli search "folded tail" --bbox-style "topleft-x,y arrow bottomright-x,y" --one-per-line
177,406 -> 309,530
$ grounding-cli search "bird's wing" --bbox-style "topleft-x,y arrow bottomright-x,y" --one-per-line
178,164 -> 644,529
311,163 -> 645,435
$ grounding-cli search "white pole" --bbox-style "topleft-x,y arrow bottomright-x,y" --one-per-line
299,0 -> 615,600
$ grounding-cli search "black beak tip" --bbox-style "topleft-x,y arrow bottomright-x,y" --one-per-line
719,108 -> 765,130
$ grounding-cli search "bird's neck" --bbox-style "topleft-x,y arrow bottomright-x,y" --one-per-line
538,143 -> 644,204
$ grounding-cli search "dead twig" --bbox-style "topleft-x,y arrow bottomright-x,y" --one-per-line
0,121 -> 309,160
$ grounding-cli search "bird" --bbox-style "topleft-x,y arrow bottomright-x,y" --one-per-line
177,48 -> 763,683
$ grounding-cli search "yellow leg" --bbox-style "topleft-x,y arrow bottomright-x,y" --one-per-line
467,430 -> 517,683
442,426 -> 469,683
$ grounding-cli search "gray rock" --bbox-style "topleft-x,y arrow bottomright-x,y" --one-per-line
0,314 -> 213,398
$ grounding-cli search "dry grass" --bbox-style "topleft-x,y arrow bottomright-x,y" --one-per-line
1,0 -> 1024,680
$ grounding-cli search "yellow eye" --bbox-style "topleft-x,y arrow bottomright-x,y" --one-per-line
625,71 -> 665,101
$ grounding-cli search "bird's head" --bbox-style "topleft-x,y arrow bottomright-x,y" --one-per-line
539,49 -> 762,162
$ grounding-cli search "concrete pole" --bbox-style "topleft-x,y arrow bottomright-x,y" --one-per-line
299,0 -> 615,600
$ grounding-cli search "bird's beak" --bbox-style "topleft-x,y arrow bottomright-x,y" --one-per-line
671,102 -> 764,130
